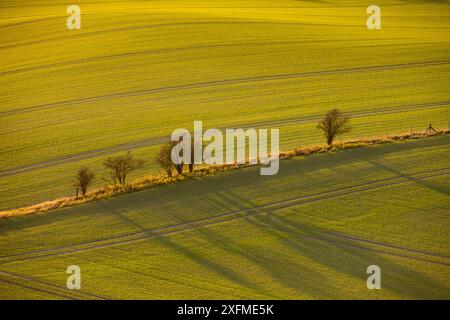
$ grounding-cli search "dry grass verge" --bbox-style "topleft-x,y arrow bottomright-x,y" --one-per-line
1,129 -> 448,219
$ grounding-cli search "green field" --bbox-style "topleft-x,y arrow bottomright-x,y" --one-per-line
0,135 -> 449,299
1,0 -> 450,210
1,0 -> 450,300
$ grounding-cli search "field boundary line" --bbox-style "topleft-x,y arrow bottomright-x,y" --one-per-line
1,101 -> 449,179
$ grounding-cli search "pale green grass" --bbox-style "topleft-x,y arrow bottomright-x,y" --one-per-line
1,135 -> 449,254
0,108 -> 448,210
0,280 -> 61,300
0,136 -> 449,299
0,0 -> 449,298
1,0 -> 450,209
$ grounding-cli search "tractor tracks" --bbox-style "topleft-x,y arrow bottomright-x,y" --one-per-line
1,166 -> 449,266
1,99 -> 449,178
0,39 -> 388,77
2,59 -> 449,117
0,270 -> 107,300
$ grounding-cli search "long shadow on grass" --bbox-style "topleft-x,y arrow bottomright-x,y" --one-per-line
3,135 -> 447,236
156,206 -> 271,298
275,214 -> 450,299
224,191 -> 450,299
364,159 -> 450,196
97,205 -> 267,298
199,192 -> 337,298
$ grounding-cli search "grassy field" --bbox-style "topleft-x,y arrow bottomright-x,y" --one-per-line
1,0 -> 450,210
0,135 -> 449,299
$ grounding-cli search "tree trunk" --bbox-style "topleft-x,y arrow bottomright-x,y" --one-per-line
327,134 -> 333,146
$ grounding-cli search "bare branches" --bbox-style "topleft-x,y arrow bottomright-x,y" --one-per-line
75,166 -> 95,196
103,151 -> 144,186
155,142 -> 174,177
317,109 -> 352,146
155,141 -> 188,176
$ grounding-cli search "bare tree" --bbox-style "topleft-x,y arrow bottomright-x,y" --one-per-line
174,163 -> 183,175
75,166 -> 95,196
317,109 -> 351,146
188,136 -> 195,173
103,151 -> 144,186
172,139 -> 184,175
155,141 -> 187,176
155,142 -> 174,177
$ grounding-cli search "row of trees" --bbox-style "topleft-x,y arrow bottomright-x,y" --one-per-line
74,151 -> 145,197
75,109 -> 351,196
155,141 -> 189,177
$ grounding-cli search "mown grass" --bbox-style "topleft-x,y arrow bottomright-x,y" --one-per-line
0,134 -> 448,299
1,0 -> 449,210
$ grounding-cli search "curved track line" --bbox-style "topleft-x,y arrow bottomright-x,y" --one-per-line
297,233 -> 450,267
323,231 -> 450,260
1,100 -> 448,178
1,37 -> 423,77
1,167 -> 449,265
0,20 -> 378,51
2,59 -> 449,117
241,100 -> 450,129
0,277 -> 76,300
0,39 -> 378,77
0,270 -> 107,300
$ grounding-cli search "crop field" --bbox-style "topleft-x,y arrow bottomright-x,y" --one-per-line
1,0 -> 450,210
0,0 -> 449,301
0,135 -> 449,299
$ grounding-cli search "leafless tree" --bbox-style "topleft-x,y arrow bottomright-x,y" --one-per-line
103,151 -> 144,186
155,142 -> 174,177
171,139 -> 184,175
174,162 -> 183,175
75,166 -> 95,196
188,136 -> 195,173
317,109 -> 352,146
155,140 -> 189,176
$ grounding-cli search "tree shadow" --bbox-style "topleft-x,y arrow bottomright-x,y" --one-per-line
109,203 -> 267,298
364,159 -> 450,196
195,193 -> 336,298
223,190 -> 450,299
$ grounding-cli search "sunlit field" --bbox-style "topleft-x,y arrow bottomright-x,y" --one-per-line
0,135 -> 449,299
0,0 -> 449,300
1,0 -> 449,209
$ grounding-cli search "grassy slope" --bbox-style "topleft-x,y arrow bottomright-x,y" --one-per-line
1,0 -> 450,209
0,135 -> 449,299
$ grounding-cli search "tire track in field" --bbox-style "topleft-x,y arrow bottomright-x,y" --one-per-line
1,167 -> 449,265
295,233 -> 450,268
1,100 -> 448,178
0,37 -> 420,77
1,59 -> 449,117
322,231 -> 450,260
240,100 -> 450,129
0,277 -> 75,300
0,20 -> 389,51
0,21 -> 237,50
0,270 -> 107,300
0,39 -> 375,77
